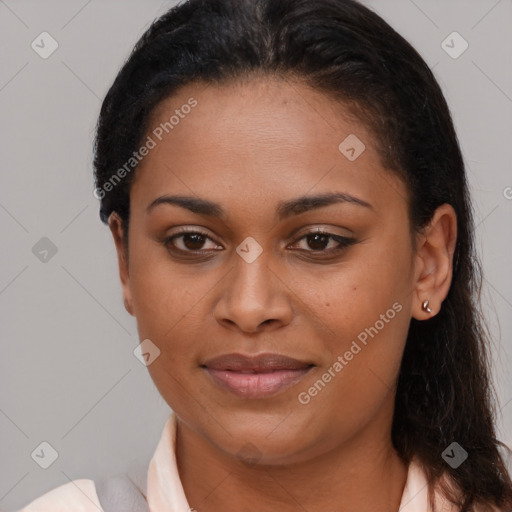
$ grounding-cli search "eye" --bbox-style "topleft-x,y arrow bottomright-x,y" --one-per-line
163,229 -> 223,254
162,227 -> 357,258
288,229 -> 357,254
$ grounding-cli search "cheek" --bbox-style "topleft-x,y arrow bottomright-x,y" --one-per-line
127,239 -> 205,334
300,283 -> 409,437
293,238 -> 412,378
297,242 -> 408,324
127,247 -> 223,389
327,246 -> 411,389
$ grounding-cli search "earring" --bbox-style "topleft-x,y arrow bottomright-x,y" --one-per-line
422,299 -> 433,313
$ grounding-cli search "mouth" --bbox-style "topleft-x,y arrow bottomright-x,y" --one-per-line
201,353 -> 315,399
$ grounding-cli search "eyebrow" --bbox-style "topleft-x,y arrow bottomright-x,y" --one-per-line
145,192 -> 373,220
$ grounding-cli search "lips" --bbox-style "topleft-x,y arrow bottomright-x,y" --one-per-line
201,353 -> 314,398
203,352 -> 313,371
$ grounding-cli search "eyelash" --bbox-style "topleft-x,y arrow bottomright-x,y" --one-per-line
162,228 -> 357,258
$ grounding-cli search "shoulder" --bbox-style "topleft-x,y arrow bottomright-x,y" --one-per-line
17,463 -> 148,512
94,465 -> 149,511
405,456 -> 510,512
18,478 -> 101,511
434,468 -> 510,512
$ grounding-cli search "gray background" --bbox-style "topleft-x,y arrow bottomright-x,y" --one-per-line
1,0 -> 511,509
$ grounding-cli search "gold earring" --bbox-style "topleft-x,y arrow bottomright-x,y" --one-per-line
422,299 -> 433,313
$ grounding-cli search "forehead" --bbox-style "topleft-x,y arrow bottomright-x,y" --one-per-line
131,76 -> 406,216
146,76 -> 371,157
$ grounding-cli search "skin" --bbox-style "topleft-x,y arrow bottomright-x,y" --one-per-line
109,76 -> 457,512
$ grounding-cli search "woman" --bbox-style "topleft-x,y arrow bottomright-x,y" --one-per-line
18,0 -> 512,510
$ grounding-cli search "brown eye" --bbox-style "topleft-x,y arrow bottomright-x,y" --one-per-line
305,233 -> 331,251
163,230 -> 223,254
181,233 -> 207,250
289,231 -> 356,254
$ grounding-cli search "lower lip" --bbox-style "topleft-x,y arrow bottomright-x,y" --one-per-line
204,366 -> 314,399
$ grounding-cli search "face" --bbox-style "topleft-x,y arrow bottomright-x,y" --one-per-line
111,76 -> 421,465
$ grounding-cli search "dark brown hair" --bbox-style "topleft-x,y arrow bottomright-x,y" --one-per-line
93,0 -> 512,509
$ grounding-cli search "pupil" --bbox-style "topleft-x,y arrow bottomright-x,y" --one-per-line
184,234 -> 205,250
308,233 -> 328,250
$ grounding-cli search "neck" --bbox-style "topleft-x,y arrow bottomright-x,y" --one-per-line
175,399 -> 408,512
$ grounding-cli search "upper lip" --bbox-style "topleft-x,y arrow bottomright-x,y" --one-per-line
202,353 -> 314,372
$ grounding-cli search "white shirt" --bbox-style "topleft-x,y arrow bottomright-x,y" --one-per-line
18,411 -> 500,511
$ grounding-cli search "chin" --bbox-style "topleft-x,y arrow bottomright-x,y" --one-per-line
203,410 -> 320,466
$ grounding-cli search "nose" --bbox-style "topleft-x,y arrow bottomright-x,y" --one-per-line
212,255 -> 293,334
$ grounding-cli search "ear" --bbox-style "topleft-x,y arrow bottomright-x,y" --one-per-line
108,212 -> 134,316
412,203 -> 457,320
